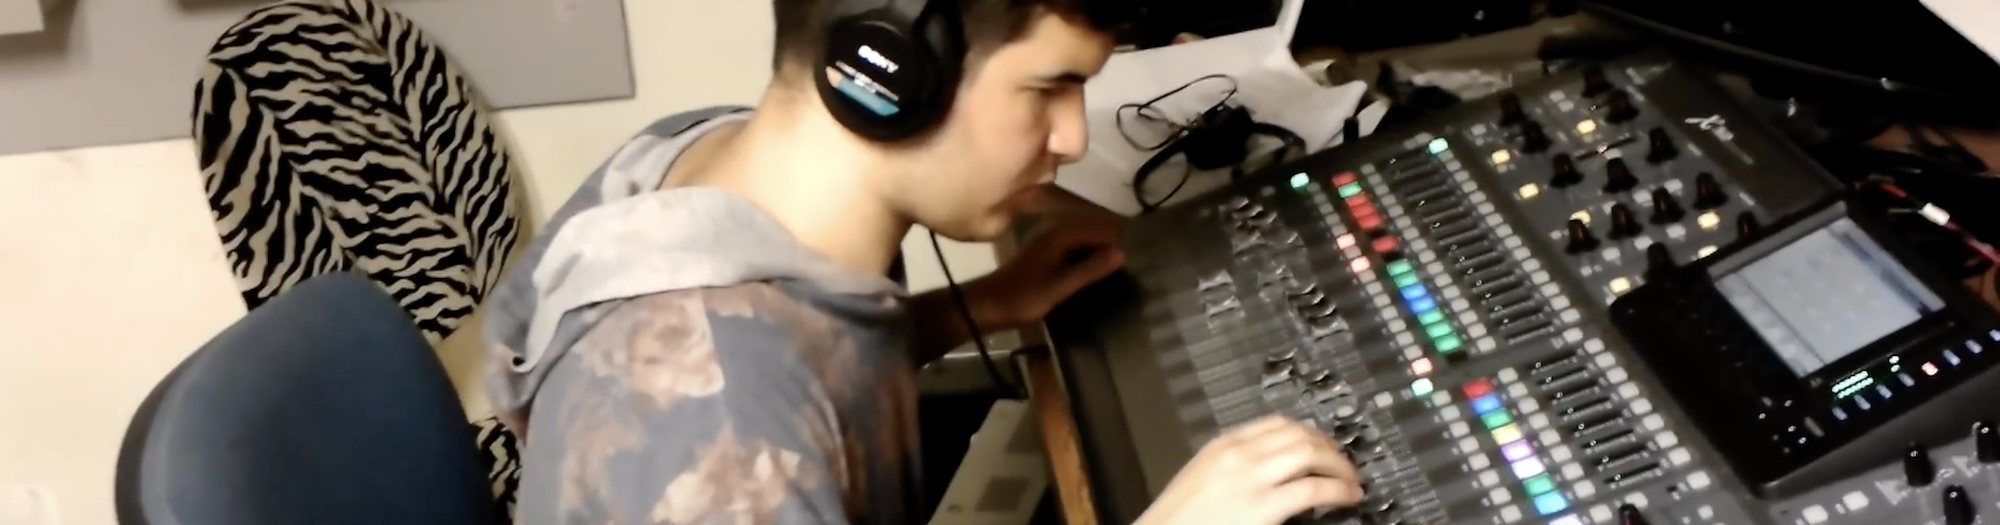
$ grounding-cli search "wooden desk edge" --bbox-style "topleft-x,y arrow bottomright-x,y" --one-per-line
1023,349 -> 1101,525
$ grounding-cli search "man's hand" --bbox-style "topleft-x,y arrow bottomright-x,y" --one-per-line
1135,415 -> 1366,525
962,211 -> 1126,332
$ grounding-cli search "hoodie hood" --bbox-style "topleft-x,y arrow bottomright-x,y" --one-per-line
481,108 -> 903,424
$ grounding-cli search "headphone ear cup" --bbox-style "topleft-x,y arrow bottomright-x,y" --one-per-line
817,2 -> 963,142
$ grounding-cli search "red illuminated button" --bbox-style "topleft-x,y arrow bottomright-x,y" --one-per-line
1345,194 -> 1371,208
1373,236 -> 1400,254
1334,172 -> 1359,186
1356,213 -> 1384,231
1462,378 -> 1495,398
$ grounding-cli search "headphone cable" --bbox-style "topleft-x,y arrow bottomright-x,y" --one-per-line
929,231 -> 1026,397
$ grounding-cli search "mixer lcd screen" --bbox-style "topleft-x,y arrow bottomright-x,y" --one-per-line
1715,218 -> 1944,377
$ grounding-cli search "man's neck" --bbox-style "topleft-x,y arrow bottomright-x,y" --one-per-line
680,95 -> 913,277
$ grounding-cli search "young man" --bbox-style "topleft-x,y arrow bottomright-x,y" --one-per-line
483,0 -> 1365,523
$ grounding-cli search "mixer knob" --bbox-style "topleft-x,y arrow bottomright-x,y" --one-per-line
1617,504 -> 1651,525
1737,212 -> 1762,239
1227,196 -> 1252,210
1333,422 -> 1364,445
1977,420 -> 1999,463
1499,93 -> 1528,127
1605,89 -> 1639,123
1646,127 -> 1679,163
1603,158 -> 1639,194
1366,496 -> 1398,514
1692,172 -> 1728,210
1565,219 -> 1600,254
1304,369 -> 1334,386
1550,153 -> 1583,188
1906,442 -> 1937,488
1945,485 -> 1976,525
1648,187 -> 1685,224
1521,121 -> 1552,153
1644,244 -> 1678,280
1582,65 -> 1612,98
1268,347 -> 1298,364
1608,203 -> 1643,239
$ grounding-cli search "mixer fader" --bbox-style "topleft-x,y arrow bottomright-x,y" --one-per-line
1048,49 -> 2000,525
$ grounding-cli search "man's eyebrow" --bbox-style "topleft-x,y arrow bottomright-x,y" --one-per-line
1046,72 -> 1091,85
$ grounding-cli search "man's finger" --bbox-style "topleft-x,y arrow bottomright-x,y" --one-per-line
1242,423 -> 1360,483
1256,476 -> 1366,524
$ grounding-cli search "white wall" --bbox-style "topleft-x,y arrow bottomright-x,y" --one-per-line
0,1 -> 995,523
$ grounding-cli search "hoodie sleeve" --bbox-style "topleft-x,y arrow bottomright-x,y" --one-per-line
513,290 -> 853,525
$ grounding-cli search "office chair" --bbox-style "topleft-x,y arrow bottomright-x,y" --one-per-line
114,273 -> 498,525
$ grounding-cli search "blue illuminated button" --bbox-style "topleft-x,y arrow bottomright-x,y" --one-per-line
1471,394 -> 1503,415
1401,285 -> 1429,301
1410,297 -> 1437,314
1533,492 -> 1569,516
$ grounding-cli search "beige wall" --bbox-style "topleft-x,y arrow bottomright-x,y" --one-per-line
0,1 -> 996,523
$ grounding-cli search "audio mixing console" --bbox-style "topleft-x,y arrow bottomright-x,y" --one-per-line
1046,49 -> 2000,525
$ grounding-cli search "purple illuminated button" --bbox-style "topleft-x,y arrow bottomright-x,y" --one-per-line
1502,441 -> 1535,462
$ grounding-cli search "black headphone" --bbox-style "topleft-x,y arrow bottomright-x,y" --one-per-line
818,0 -> 966,142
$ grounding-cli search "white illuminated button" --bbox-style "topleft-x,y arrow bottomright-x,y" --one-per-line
1519,183 -> 1542,199
1697,211 -> 1722,231
1687,470 -> 1710,489
1440,405 -> 1461,420
1336,233 -> 1357,249
1492,150 -> 1514,165
1576,119 -> 1599,135
1549,515 -> 1582,525
1500,505 -> 1523,523
1697,245 -> 1719,258
1480,470 -> 1502,487
1573,481 -> 1595,498
1572,210 -> 1593,225
1699,506 -> 1715,519
1802,505 -> 1828,524
1609,277 -> 1633,295
1842,491 -> 1869,511
1450,421 -> 1471,438
1490,487 -> 1513,504
1470,454 -> 1492,470
1591,506 -> 1614,523
1625,493 -> 1648,508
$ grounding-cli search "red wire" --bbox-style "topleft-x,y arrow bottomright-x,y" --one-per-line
1865,180 -> 2000,265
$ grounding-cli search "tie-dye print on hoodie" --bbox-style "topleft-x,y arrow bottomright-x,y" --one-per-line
484,108 -> 924,525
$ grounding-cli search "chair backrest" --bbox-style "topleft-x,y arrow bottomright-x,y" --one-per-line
115,273 -> 497,525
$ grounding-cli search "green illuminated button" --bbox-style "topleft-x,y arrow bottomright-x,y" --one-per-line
1392,273 -> 1420,288
1436,335 -> 1465,353
1387,260 -> 1415,277
1482,411 -> 1513,429
1290,173 -> 1310,189
1424,322 -> 1454,339
1338,183 -> 1364,198
1411,378 -> 1435,396
1418,310 -> 1447,326
1429,138 -> 1450,154
1523,474 -> 1556,496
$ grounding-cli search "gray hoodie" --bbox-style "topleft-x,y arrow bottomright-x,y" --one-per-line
483,108 -> 925,524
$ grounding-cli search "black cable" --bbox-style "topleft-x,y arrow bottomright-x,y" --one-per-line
1115,74 -> 1239,151
929,231 -> 1024,398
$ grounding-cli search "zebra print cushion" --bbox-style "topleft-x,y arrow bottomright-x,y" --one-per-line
194,0 -> 522,515
195,0 -> 519,345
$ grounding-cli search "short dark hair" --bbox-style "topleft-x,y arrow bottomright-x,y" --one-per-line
771,0 -> 1135,74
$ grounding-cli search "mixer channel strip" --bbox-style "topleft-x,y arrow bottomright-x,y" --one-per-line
1382,139 -> 1562,349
